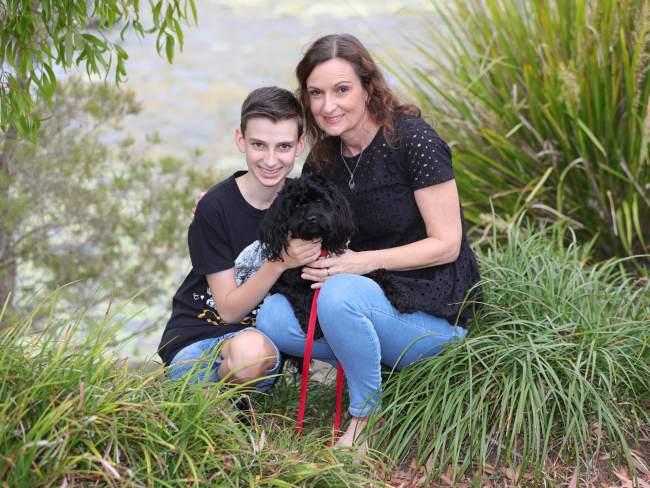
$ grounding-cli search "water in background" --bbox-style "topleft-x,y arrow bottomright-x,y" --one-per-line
117,0 -> 437,359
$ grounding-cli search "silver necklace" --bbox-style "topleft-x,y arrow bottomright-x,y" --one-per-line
339,140 -> 365,190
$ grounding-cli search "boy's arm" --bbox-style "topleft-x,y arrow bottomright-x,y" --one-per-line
206,239 -> 321,324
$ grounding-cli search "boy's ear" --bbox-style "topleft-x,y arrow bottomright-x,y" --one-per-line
235,127 -> 246,153
296,133 -> 306,157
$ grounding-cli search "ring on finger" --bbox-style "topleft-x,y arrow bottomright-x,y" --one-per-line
326,268 -> 330,276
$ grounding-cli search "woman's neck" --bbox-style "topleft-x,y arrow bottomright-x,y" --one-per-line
340,118 -> 381,156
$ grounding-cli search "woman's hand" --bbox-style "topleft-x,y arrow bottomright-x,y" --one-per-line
301,250 -> 381,289
278,238 -> 322,271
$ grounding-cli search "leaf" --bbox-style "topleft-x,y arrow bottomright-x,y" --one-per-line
524,166 -> 553,205
576,119 -> 607,158
152,0 -> 162,25
165,34 -> 175,63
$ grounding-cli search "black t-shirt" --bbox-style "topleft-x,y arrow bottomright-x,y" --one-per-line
303,115 -> 481,327
158,171 -> 266,365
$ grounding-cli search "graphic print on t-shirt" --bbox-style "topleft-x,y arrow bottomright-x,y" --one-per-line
196,240 -> 265,327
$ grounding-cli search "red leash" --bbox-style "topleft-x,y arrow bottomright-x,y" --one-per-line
296,251 -> 345,434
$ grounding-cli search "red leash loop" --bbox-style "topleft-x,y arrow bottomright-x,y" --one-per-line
296,250 -> 345,434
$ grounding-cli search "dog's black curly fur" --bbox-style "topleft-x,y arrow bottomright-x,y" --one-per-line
259,174 -> 356,336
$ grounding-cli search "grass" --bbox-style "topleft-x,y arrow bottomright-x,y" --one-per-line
2,224 -> 648,486
370,221 -> 649,484
401,0 -> 650,261
0,291 -> 383,487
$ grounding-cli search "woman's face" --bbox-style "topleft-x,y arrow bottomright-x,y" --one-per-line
305,57 -> 369,141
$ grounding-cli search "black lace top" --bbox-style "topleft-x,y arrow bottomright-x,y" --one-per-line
303,115 -> 481,328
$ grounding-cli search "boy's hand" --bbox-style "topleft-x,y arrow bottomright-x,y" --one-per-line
279,238 -> 322,270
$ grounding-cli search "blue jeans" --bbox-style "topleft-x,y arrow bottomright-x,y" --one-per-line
256,274 -> 467,416
168,327 -> 281,391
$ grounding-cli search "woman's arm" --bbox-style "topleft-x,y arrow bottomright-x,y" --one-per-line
301,179 -> 462,285
208,238 -> 322,323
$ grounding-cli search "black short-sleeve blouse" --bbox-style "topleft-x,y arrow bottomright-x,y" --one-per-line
303,115 -> 481,328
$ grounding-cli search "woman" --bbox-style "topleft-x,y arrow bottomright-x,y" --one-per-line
256,34 -> 481,446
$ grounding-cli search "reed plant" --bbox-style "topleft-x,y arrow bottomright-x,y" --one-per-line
372,222 -> 649,482
0,292 -> 381,487
404,0 -> 650,260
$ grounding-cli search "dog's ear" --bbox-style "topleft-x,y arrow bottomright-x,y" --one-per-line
259,179 -> 294,260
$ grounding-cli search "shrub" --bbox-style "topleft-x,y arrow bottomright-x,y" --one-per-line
404,0 -> 649,260
0,293 -> 380,486
373,222 -> 650,482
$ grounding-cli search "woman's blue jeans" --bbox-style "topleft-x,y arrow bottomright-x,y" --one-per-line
256,274 -> 467,417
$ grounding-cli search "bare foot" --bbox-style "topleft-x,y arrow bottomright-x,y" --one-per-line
336,416 -> 368,447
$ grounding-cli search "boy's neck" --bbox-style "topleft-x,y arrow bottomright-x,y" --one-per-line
235,172 -> 284,210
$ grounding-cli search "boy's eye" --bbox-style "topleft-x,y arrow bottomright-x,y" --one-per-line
279,144 -> 293,151
251,142 -> 264,148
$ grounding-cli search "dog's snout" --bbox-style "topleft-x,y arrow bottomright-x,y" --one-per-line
307,215 -> 318,223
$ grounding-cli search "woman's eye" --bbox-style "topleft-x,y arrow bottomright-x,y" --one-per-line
309,90 -> 321,97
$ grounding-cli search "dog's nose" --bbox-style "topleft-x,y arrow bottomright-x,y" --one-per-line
307,215 -> 317,223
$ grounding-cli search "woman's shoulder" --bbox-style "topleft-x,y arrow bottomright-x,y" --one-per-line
392,113 -> 449,156
394,113 -> 439,138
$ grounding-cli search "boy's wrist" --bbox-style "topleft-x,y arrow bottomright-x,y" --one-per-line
265,259 -> 288,274
376,250 -> 386,271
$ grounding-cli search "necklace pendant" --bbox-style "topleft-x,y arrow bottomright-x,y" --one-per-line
348,178 -> 355,190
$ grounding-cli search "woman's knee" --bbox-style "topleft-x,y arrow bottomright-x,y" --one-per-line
317,274 -> 384,322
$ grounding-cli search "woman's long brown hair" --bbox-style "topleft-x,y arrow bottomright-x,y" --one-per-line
296,34 -> 420,171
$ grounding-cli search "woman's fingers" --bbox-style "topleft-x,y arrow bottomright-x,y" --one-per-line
301,261 -> 331,282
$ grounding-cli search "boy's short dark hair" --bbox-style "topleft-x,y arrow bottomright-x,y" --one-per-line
240,86 -> 304,137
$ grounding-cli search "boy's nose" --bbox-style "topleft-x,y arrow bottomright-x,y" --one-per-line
265,150 -> 278,165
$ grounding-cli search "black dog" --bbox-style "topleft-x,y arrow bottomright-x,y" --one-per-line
259,174 -> 356,337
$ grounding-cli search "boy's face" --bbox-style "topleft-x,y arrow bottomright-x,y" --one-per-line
235,117 -> 305,189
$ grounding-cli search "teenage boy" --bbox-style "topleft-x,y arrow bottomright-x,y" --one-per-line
158,87 -> 321,388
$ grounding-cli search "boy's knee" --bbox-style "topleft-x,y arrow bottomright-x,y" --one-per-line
219,330 -> 278,384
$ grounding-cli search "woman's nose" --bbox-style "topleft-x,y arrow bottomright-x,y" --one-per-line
322,93 -> 336,113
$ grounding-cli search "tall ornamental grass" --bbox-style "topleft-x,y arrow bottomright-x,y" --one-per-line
373,223 -> 649,482
404,0 -> 649,260
0,293 -> 381,487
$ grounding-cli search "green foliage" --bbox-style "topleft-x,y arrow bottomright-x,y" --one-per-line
0,79 -> 213,317
0,291 -> 382,486
0,0 -> 197,140
372,222 -> 649,481
257,364 -> 350,429
403,0 -> 650,260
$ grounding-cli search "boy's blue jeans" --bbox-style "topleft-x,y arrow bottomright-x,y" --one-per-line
168,327 -> 281,391
256,274 -> 467,416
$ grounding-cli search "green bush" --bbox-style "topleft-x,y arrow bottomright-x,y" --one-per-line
0,293 -> 381,487
405,0 -> 649,260
372,222 -> 649,482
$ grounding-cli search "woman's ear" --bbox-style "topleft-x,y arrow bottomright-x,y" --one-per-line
296,133 -> 307,157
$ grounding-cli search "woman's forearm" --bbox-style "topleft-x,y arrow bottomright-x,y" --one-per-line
366,236 -> 461,272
